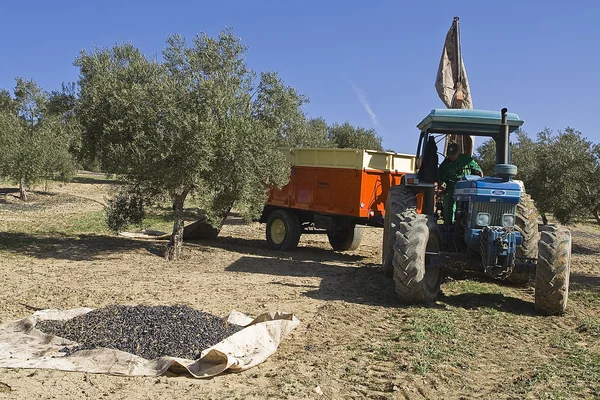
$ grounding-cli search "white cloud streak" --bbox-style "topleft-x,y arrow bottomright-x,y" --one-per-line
349,80 -> 378,126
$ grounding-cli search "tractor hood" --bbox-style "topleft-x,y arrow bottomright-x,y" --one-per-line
454,176 -> 521,204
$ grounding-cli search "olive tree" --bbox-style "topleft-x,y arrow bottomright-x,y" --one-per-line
328,121 -> 383,150
76,31 -> 304,260
530,128 -> 599,224
476,128 -> 600,225
0,79 -> 77,200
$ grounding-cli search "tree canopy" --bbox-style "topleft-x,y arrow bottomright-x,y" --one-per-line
328,121 -> 383,151
475,128 -> 600,225
0,79 -> 77,200
75,30 -> 304,259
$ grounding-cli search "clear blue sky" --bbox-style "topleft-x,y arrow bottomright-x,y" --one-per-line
1,0 -> 598,153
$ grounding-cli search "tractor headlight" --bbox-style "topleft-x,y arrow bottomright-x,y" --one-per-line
502,214 -> 515,227
476,212 -> 491,227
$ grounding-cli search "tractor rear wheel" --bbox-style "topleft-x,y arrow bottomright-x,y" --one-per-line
382,186 -> 417,277
266,209 -> 301,251
327,224 -> 363,251
535,225 -> 571,315
393,211 -> 443,304
506,191 -> 540,285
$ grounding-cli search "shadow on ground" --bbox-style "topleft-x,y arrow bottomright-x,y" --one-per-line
0,229 -> 366,265
190,234 -> 367,264
572,243 -> 600,255
438,292 -> 536,316
71,176 -> 121,185
570,272 -> 600,293
225,256 -> 399,307
225,255 -> 539,314
0,232 -> 164,261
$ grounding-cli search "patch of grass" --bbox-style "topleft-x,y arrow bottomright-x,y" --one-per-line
507,330 -> 600,399
444,278 -> 504,295
364,309 -> 474,375
575,317 -> 600,339
46,210 -> 111,235
570,289 -> 600,307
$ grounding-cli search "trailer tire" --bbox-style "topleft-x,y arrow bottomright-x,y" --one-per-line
382,186 -> 418,277
535,225 -> 571,315
266,209 -> 301,251
327,225 -> 363,251
506,191 -> 540,285
393,211 -> 443,304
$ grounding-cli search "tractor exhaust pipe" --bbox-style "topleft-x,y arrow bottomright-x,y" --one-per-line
498,107 -> 509,165
495,108 -> 517,181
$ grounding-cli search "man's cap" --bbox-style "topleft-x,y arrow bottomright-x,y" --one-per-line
447,143 -> 459,155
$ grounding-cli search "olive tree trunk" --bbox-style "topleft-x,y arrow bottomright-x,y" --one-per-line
183,206 -> 232,240
183,195 -> 234,240
593,208 -> 600,226
19,178 -> 28,201
164,191 -> 189,261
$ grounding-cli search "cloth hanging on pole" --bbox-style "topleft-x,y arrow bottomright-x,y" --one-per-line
435,16 -> 475,156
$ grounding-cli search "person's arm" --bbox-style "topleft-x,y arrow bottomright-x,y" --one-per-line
438,161 -> 449,191
439,160 -> 449,184
469,159 -> 484,177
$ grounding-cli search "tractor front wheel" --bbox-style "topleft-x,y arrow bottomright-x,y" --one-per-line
392,211 -> 443,304
535,225 -> 571,315
506,191 -> 540,285
382,186 -> 418,277
266,209 -> 301,251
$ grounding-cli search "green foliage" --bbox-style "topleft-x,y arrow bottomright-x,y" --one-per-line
105,188 -> 147,232
14,78 -> 47,126
281,117 -> 383,151
75,30 -> 302,241
475,128 -> 600,224
328,121 -> 383,150
281,117 -> 333,148
0,80 -> 78,198
532,128 -> 599,224
46,82 -> 78,119
473,137 -> 495,176
0,89 -> 17,114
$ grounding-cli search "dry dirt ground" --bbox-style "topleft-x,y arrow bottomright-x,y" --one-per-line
0,175 -> 599,399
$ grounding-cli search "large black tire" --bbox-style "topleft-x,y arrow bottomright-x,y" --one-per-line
393,211 -> 443,304
266,209 -> 301,250
382,186 -> 417,277
506,191 -> 540,285
535,225 -> 571,315
327,224 -> 363,251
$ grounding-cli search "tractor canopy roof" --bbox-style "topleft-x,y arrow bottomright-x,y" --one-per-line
417,109 -> 524,137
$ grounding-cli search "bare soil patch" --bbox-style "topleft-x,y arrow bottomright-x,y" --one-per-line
0,177 -> 598,399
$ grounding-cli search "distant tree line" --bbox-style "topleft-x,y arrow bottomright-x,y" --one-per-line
475,129 -> 600,225
0,80 -> 79,200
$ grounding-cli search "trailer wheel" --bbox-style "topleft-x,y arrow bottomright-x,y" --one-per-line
393,211 -> 443,304
382,186 -> 418,277
327,224 -> 363,251
535,225 -> 571,315
506,191 -> 540,285
266,210 -> 301,250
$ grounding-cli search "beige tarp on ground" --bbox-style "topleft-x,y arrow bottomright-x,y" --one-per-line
0,308 -> 299,378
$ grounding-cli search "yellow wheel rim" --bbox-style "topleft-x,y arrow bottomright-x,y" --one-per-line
270,218 -> 286,245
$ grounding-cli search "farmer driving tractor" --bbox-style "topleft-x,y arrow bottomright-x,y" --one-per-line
439,142 -> 483,224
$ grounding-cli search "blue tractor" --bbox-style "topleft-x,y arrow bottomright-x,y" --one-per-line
382,108 -> 571,315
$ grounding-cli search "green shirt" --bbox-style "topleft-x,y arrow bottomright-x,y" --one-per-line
439,154 -> 482,190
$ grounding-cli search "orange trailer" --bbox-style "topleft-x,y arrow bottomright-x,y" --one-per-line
260,148 -> 416,251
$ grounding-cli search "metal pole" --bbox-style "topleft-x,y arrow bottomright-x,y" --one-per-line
498,108 -> 510,165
